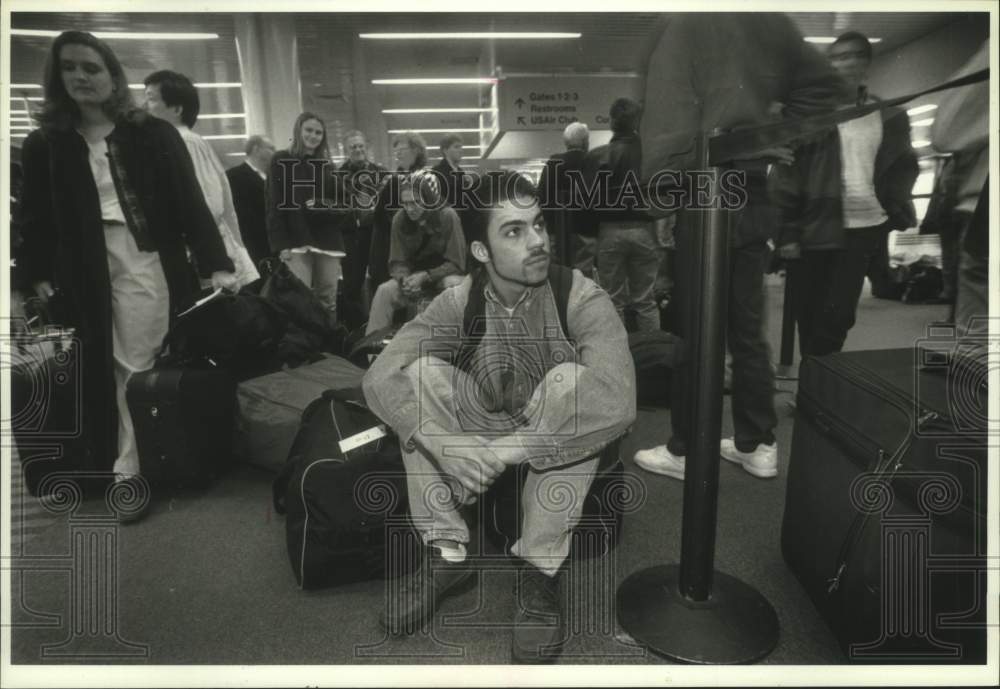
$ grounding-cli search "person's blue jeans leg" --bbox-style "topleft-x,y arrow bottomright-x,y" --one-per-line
596,225 -> 629,325
625,226 -> 661,332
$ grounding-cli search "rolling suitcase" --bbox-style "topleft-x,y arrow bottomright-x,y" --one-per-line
781,348 -> 987,663
10,324 -> 90,495
126,365 -> 236,487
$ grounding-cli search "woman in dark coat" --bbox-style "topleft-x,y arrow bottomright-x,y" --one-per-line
266,112 -> 346,315
19,31 -> 236,517
368,131 -> 428,288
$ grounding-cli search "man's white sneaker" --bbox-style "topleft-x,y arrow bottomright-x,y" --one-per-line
633,445 -> 685,480
719,439 -> 778,478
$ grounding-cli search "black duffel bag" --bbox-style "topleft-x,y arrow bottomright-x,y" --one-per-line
160,290 -> 287,378
259,261 -> 348,365
272,387 -> 418,589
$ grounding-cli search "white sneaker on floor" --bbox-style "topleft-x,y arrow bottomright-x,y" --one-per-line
633,445 -> 685,480
720,438 -> 778,478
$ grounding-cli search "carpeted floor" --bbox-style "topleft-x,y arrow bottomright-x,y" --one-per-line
7,278 -> 951,665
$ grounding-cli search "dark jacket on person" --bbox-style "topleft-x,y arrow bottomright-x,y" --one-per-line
226,161 -> 271,267
388,206 -> 467,284
584,131 -> 649,226
641,13 -> 845,180
19,111 -> 235,473
370,164 -> 422,286
538,147 -> 596,237
266,150 -> 346,253
430,158 -> 468,210
769,101 -> 919,250
337,158 -> 387,231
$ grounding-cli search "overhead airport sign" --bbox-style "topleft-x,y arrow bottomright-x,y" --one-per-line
498,76 -> 641,131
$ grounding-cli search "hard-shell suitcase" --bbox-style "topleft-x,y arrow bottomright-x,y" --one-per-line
233,355 -> 366,472
126,365 -> 236,486
781,348 -> 987,663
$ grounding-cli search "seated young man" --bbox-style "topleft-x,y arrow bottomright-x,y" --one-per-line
362,171 -> 636,663
364,172 -> 467,334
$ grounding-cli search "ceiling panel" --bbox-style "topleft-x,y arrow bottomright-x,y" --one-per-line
10,11 -> 978,163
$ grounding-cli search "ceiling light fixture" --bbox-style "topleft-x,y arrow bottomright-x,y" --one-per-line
373,78 -> 497,85
361,32 -> 580,40
198,113 -> 248,119
129,82 -> 242,90
911,140 -> 932,149
382,108 -> 495,114
387,128 -> 488,134
203,134 -> 248,140
910,118 -> 935,128
907,104 -> 938,116
9,96 -> 44,101
11,84 -> 42,89
804,36 -> 882,44
462,144 -> 486,149
12,28 -> 219,40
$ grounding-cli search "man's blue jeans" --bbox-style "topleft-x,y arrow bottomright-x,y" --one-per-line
596,222 -> 660,332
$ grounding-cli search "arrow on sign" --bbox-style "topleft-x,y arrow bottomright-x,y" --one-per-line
517,116 -> 526,126
514,97 -> 525,108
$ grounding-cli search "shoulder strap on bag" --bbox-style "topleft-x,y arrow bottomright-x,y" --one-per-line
546,262 -> 574,341
458,263 -> 574,372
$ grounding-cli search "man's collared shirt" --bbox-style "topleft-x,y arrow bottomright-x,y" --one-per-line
362,269 -> 636,470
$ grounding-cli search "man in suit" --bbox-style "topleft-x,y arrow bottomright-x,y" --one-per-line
431,133 -> 469,210
537,122 -> 596,275
226,134 -> 276,270
337,130 -> 388,324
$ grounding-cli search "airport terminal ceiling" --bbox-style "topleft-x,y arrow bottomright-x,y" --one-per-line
8,11 -> 982,167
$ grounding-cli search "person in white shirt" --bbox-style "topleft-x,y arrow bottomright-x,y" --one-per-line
143,70 -> 259,290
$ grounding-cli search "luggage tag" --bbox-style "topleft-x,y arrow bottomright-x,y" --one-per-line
338,425 -> 388,454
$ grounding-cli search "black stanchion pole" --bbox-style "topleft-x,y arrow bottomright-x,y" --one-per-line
616,131 -> 780,664
557,208 -> 570,267
779,268 -> 796,368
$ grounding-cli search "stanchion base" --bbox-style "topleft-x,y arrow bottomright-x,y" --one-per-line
617,564 -> 779,664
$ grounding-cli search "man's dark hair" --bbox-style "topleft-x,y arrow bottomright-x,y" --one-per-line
830,31 -> 873,62
144,69 -> 200,127
463,171 -> 537,251
439,133 -> 463,153
609,97 -> 642,134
